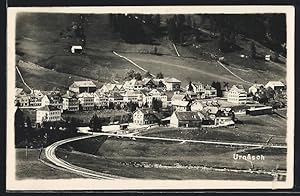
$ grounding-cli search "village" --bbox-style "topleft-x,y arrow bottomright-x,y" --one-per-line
15,67 -> 287,136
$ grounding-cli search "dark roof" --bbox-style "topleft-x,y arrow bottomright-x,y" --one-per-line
175,111 -> 202,121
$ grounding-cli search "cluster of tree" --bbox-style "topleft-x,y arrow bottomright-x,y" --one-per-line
89,114 -> 102,132
109,14 -> 160,44
167,15 -> 188,43
14,108 -> 81,148
252,87 -> 276,104
205,14 -> 286,54
156,72 -> 164,79
152,98 -> 163,112
125,101 -> 139,113
126,70 -> 143,80
211,81 -> 223,97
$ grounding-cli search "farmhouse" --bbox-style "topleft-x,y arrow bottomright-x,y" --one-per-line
170,111 -> 203,128
69,81 -> 97,93
133,109 -> 162,125
265,81 -> 285,91
93,92 -> 109,108
36,105 -> 61,124
163,77 -> 181,91
204,84 -> 217,98
227,85 -> 247,104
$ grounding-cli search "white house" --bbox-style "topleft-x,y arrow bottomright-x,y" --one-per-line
171,100 -> 191,112
36,105 -> 62,124
132,109 -> 162,125
170,111 -> 204,128
227,85 -> 247,104
77,92 -> 94,110
62,91 -> 79,112
93,92 -> 109,108
71,45 -> 83,54
163,77 -> 181,91
265,81 -> 285,91
186,82 -> 205,93
123,79 -> 144,91
248,84 -> 264,95
122,90 -> 142,103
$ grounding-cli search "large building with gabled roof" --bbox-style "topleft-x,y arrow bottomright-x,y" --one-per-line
69,80 -> 96,93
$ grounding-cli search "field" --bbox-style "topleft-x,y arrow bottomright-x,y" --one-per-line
15,148 -> 81,179
142,114 -> 287,145
55,134 -> 286,180
15,13 -> 286,91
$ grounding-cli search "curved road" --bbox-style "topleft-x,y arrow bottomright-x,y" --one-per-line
44,132 -> 286,179
44,134 -> 125,180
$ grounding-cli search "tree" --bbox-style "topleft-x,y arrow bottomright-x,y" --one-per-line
108,102 -> 115,109
134,72 -> 142,80
15,108 -> 25,146
215,81 -> 222,97
152,98 -> 163,112
156,72 -> 164,79
126,69 -> 136,79
144,71 -> 152,78
90,114 -> 102,132
188,81 -> 193,92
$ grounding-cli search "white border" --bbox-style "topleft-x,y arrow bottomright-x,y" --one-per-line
6,6 -> 295,190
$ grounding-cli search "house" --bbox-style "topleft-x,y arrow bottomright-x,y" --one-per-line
98,83 -> 124,94
202,107 -> 235,127
186,82 -> 205,94
153,78 -> 166,89
122,90 -> 142,103
204,85 -> 217,98
227,85 -> 247,104
248,84 -> 264,95
132,109 -> 162,125
265,81 -> 285,91
93,92 -> 109,109
123,79 -> 144,91
171,100 -> 191,112
28,90 -> 44,107
163,77 -> 181,91
149,89 -> 168,108
71,45 -> 83,54
170,111 -> 203,128
69,81 -> 97,93
107,92 -> 124,106
142,78 -> 157,89
15,88 -> 30,107
62,91 -> 79,112
41,93 -> 63,112
190,101 -> 204,112
77,92 -> 94,110
36,105 -> 62,124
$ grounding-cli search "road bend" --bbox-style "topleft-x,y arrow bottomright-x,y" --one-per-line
44,132 -> 286,179
44,134 -> 125,180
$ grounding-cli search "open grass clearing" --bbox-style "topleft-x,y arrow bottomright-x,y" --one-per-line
15,148 -> 81,179
56,147 -> 274,180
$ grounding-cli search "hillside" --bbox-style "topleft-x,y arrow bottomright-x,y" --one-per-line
15,13 -> 286,90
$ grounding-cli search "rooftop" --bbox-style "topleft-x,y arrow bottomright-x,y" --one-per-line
175,111 -> 203,121
71,81 -> 96,88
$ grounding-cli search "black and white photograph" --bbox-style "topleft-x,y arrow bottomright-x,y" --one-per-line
6,6 -> 295,190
